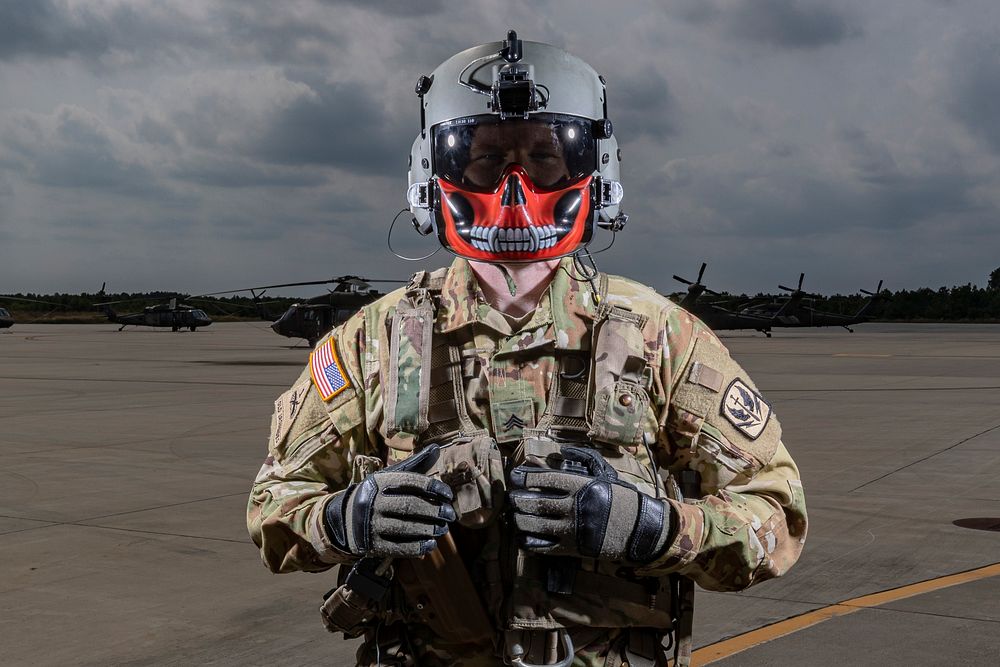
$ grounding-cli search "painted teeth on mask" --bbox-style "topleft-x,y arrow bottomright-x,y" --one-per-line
472,225 -> 567,254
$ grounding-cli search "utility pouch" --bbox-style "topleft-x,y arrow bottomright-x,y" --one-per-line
432,436 -> 506,528
384,296 -> 434,437
588,306 -> 650,448
319,558 -> 392,637
515,435 -> 564,469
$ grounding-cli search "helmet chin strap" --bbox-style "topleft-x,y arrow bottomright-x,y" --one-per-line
496,265 -> 518,296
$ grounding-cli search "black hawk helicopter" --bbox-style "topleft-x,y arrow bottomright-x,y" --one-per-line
94,296 -> 212,331
734,272 -> 816,330
202,276 -> 406,346
671,263 -> 888,336
743,274 -> 888,333
0,295 -> 74,329
672,263 -> 776,335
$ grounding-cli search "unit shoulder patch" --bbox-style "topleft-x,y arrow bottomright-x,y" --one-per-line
721,378 -> 772,440
271,380 -> 310,450
310,338 -> 352,402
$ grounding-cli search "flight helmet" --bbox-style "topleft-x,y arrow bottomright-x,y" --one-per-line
407,31 -> 627,263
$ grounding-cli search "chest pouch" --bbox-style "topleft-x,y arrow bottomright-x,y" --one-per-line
430,435 -> 506,528
588,306 -> 651,448
384,289 -> 435,438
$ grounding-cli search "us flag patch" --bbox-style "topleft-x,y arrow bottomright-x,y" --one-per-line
310,338 -> 351,401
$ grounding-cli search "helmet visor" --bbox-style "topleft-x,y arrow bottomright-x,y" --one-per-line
432,113 -> 597,192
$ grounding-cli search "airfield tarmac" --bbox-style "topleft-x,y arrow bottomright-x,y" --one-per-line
1,322 -> 998,666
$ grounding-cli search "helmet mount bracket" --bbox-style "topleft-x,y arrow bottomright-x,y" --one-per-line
501,29 -> 523,63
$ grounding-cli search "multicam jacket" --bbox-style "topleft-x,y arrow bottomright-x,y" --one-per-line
248,256 -> 808,665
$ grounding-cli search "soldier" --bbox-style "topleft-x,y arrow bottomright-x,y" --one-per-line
248,31 -> 807,667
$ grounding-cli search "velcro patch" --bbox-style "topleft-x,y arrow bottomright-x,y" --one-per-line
721,378 -> 772,440
688,361 -> 724,392
310,338 -> 351,401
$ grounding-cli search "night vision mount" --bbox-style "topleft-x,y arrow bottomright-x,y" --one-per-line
458,30 -> 549,120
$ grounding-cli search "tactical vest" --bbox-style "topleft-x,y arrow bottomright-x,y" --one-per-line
345,267 -> 679,655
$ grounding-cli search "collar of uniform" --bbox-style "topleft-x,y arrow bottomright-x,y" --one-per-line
547,257 -> 600,350
437,256 -> 598,349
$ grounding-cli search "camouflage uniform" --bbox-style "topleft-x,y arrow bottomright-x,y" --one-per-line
248,257 -> 808,666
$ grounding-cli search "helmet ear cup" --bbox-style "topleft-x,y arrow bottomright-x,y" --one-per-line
407,135 -> 435,235
596,134 -> 622,224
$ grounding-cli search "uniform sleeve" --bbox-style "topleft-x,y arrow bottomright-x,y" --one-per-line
246,312 -> 377,574
637,313 -> 808,591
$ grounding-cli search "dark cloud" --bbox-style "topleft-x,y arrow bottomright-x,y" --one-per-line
0,0 -> 343,68
170,156 -> 328,189
612,66 -> 678,142
947,34 -> 1000,153
316,0 -> 447,18
220,3 -> 344,66
0,0 -> 110,60
2,1 -> 999,294
135,115 -> 178,147
669,0 -> 860,49
0,106 -> 188,206
250,79 -> 413,174
638,129 -> 979,252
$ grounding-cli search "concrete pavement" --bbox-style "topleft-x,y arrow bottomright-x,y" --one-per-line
1,322 -> 997,665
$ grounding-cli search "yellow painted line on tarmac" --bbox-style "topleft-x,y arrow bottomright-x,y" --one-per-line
692,561 -> 1000,665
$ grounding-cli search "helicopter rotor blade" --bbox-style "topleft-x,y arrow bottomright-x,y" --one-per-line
861,280 -> 887,298
197,275 -> 408,298
672,275 -> 694,286
0,295 -> 69,308
697,262 -> 707,284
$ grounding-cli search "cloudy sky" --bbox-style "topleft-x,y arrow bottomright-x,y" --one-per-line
1,0 -> 998,297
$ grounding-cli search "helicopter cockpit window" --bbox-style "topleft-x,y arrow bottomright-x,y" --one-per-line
0,308 -> 10,317
192,310 -> 207,319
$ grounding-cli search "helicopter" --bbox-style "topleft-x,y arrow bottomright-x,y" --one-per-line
748,275 -> 889,333
94,296 -> 212,331
0,295 -> 74,329
671,263 -> 888,336
735,272 -> 815,328
672,263 -> 777,335
201,276 -> 406,346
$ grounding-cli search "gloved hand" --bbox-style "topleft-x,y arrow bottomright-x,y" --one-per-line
324,444 -> 456,558
508,445 -> 674,564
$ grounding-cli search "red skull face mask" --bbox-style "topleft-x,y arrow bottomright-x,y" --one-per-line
431,114 -> 597,262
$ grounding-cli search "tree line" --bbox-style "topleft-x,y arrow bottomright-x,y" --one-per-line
0,291 -> 301,321
4,267 -> 1000,322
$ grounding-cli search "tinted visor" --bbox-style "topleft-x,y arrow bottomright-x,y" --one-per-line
432,113 -> 597,192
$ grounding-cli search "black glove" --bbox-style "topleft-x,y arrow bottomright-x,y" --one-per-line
324,444 -> 456,558
508,445 -> 674,564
